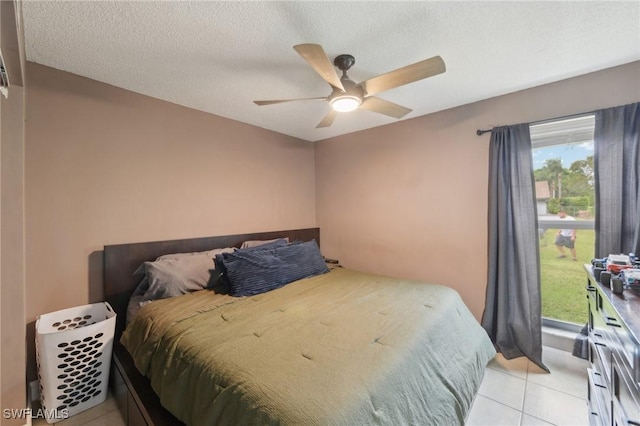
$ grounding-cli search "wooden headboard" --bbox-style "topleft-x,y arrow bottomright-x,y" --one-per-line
104,227 -> 320,338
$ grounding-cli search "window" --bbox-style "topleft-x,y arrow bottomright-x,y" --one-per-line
531,114 -> 595,325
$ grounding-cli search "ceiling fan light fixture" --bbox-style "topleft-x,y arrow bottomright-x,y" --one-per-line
254,44 -> 446,128
330,95 -> 361,112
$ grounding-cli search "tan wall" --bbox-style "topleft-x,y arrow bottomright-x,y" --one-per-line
1,0 -> 27,424
23,58 -> 640,382
1,88 -> 27,426
25,63 -> 316,377
315,61 -> 640,321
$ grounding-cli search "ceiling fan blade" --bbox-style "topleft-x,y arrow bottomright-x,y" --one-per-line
316,109 -> 337,128
360,55 -> 445,97
360,97 -> 412,119
294,44 -> 345,92
254,97 -> 326,106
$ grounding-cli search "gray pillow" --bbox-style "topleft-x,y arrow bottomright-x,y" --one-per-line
240,238 -> 289,249
139,247 -> 234,301
133,247 -> 234,276
156,248 -> 233,261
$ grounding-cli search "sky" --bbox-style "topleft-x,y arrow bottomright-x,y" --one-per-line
532,141 -> 594,170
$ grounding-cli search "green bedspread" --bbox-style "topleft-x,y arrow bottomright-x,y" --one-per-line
121,267 -> 496,426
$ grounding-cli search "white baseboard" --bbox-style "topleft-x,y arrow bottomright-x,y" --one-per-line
542,325 -> 578,352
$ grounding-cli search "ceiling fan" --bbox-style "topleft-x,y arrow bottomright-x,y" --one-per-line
254,44 -> 446,128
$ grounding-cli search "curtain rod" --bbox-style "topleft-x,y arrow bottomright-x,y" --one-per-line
475,110 -> 596,136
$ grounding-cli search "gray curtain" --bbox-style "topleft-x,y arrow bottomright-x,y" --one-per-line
573,103 -> 639,360
482,124 -> 549,372
594,102 -> 640,257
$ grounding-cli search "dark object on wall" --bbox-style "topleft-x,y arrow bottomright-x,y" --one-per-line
0,50 -> 9,98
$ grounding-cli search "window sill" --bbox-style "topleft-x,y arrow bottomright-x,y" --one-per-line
541,321 -> 582,353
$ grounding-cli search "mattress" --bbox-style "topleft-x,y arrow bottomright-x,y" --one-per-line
121,267 -> 495,425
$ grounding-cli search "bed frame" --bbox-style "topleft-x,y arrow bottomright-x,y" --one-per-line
104,228 -> 320,426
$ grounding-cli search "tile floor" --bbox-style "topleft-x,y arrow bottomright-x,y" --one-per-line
32,345 -> 588,426
30,394 -> 125,426
467,345 -> 590,426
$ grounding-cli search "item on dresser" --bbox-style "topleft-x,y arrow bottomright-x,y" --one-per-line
610,268 -> 640,294
592,253 -> 638,289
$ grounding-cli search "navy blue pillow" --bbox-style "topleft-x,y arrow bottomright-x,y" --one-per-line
219,240 -> 328,297
214,238 -> 289,287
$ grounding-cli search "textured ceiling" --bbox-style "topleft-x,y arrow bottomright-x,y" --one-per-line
22,1 -> 640,142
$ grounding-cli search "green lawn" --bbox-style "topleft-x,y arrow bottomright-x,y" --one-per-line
539,228 -> 594,324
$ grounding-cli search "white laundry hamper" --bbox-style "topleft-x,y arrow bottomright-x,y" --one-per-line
35,302 -> 116,423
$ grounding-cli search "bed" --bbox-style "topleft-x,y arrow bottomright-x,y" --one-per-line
104,228 -> 495,425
